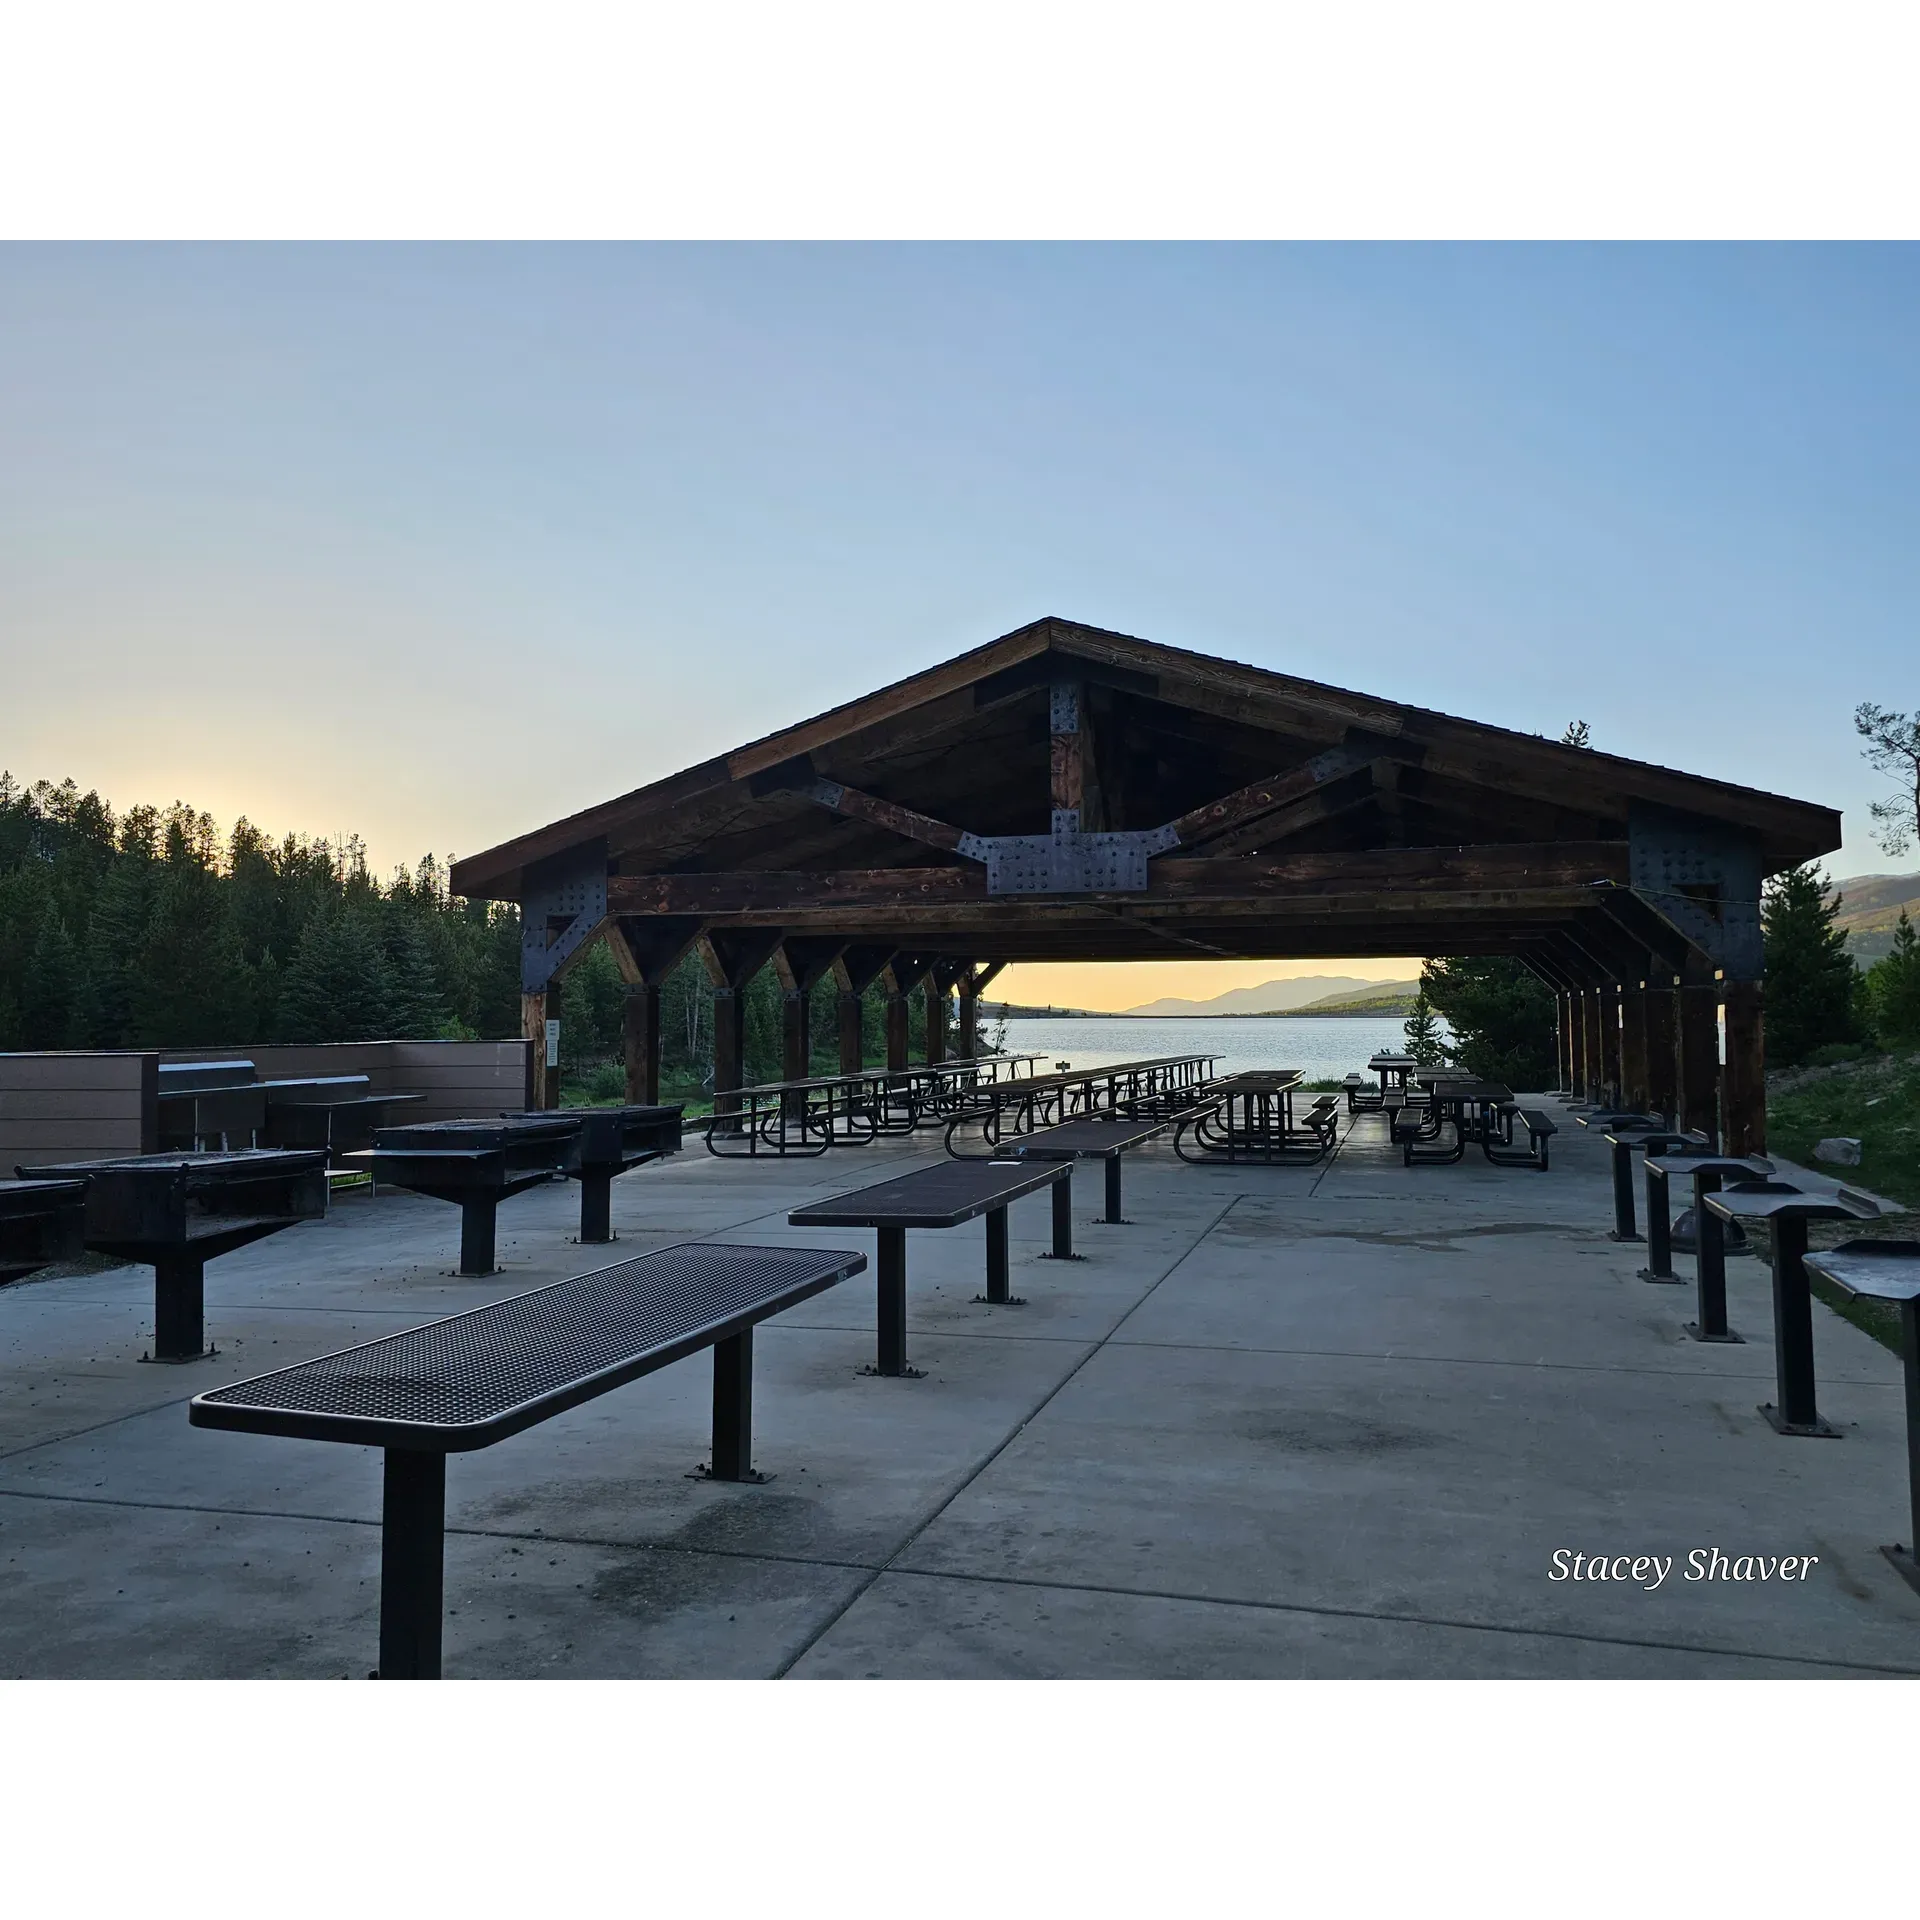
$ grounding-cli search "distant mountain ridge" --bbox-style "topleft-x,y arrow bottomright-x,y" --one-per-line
1122,973 -> 1413,1017
1833,871 -> 1920,968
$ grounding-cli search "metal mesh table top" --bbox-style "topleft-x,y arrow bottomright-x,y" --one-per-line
1645,1154 -> 1773,1179
1004,1116 -> 1173,1157
1804,1242 -> 1920,1302
189,1241 -> 865,1450
790,1157 -> 1067,1228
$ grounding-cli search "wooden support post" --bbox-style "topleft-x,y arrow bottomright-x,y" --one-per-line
622,983 -> 661,1106
1582,989 -> 1604,1102
924,980 -> 946,1066
833,947 -> 894,1078
1558,992 -> 1575,1093
1619,984 -> 1649,1115
957,986 -> 978,1061
1722,979 -> 1766,1157
1050,679 -> 1084,830
712,988 -> 744,1123
1598,984 -> 1623,1107
521,991 -> 550,1110
885,983 -> 909,1076
781,986 -> 810,1086
1643,980 -> 1678,1121
604,915 -> 705,1109
1677,959 -> 1721,1146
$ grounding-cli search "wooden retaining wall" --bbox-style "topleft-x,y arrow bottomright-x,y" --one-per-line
0,1053 -> 158,1170
1,1041 -> 530,1168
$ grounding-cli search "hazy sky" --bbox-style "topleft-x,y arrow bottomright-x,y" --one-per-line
3,245 -> 1914,1011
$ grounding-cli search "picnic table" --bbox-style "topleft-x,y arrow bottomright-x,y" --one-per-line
1174,1073 -> 1336,1166
0,1177 -> 89,1283
189,1241 -> 866,1677
789,1158 -> 1075,1374
13,1149 -> 328,1360
1801,1241 -> 1920,1597
370,1115 -> 582,1276
991,1109 -> 1196,1221
1706,1181 -> 1890,1437
941,1054 -> 1216,1154
706,1055 -> 1044,1157
1393,1080 -> 1516,1167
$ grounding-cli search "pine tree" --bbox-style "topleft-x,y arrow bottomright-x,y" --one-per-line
20,903 -> 81,1049
1869,908 -> 1920,1050
1402,988 -> 1447,1066
277,909 -> 395,1042
1419,956 -> 1556,1086
1761,863 -> 1861,1067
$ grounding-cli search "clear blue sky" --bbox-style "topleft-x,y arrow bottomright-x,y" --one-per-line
5,245 -> 1915,932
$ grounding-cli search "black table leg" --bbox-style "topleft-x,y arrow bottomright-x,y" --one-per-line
1886,1301 -> 1920,1597
1044,1172 -> 1083,1260
1638,1167 -> 1678,1283
1103,1156 -> 1126,1224
979,1205 -> 1023,1306
871,1226 -> 919,1377
150,1254 -> 207,1362
1687,1185 -> 1739,1342
1760,1214 -> 1838,1436
1608,1140 -> 1639,1241
379,1448 -> 445,1680
708,1329 -> 759,1480
458,1195 -> 497,1276
578,1171 -> 613,1243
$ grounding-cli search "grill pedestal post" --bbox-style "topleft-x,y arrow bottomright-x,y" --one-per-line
1760,1213 -> 1837,1435
379,1448 -> 446,1680
151,1255 -> 208,1361
981,1204 -> 1022,1306
578,1172 -> 614,1244
1608,1139 -> 1640,1242
458,1196 -> 497,1276
1104,1156 -> 1125,1225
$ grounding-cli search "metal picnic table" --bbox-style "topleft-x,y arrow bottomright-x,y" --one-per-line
789,1157 -> 1075,1375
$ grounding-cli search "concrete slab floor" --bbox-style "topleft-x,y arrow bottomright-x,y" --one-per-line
2,1104 -> 1915,1678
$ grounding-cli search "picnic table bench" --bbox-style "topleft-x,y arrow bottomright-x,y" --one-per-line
13,1149 -> 328,1360
789,1157 -> 1075,1375
0,1177 -> 89,1283
988,1109 -> 1195,1222
1801,1241 -> 1920,1598
1706,1181 -> 1892,1437
188,1241 -> 866,1678
370,1115 -> 582,1277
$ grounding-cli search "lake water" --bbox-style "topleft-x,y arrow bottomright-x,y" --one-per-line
991,1013 -> 1442,1084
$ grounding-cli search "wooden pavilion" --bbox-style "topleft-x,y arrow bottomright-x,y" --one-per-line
448,617 -> 1841,1153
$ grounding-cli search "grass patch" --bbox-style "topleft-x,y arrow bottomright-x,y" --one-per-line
1758,1050 -> 1920,1355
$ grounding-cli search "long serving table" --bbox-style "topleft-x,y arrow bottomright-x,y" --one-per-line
940,1055 -> 1217,1155
704,1055 -> 1044,1158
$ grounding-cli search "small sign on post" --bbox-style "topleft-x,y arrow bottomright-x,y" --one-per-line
545,1020 -> 561,1070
